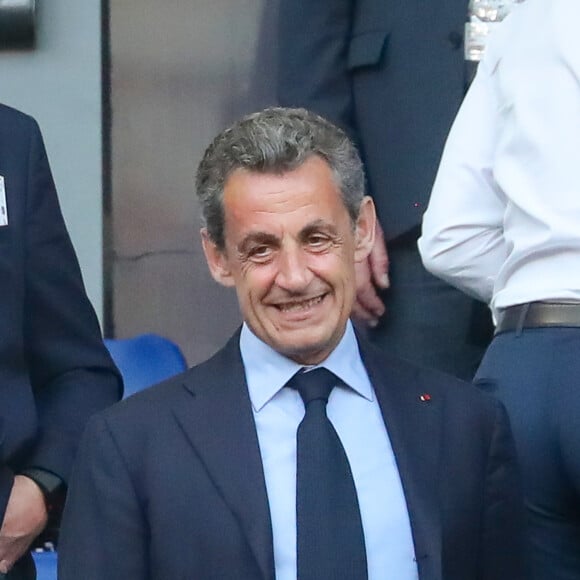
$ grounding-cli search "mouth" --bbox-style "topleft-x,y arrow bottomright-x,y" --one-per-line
275,294 -> 327,313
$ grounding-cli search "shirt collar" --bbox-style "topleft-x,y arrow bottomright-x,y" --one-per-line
240,321 -> 374,412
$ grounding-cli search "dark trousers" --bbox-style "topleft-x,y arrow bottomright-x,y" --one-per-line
475,327 -> 580,579
366,239 -> 492,380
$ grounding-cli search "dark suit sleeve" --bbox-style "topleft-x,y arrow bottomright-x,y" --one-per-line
277,0 -> 357,138
481,401 -> 528,579
21,118 -> 122,482
58,413 -> 148,580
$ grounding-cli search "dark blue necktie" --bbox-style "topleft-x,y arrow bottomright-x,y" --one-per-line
289,367 -> 368,580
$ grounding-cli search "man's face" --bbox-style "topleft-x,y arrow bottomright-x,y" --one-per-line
202,156 -> 375,365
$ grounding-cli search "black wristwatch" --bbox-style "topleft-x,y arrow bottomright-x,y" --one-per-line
20,468 -> 65,515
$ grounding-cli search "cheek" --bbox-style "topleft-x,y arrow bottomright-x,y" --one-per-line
237,263 -> 276,297
312,251 -> 355,282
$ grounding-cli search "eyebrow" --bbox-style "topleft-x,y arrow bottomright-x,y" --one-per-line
299,219 -> 338,240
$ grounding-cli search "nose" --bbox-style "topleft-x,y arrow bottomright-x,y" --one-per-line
275,244 -> 313,292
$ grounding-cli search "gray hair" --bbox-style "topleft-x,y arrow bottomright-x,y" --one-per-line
195,107 -> 366,249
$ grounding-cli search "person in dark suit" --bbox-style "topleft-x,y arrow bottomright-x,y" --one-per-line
58,107 -> 525,580
277,0 -> 493,379
0,104 -> 122,579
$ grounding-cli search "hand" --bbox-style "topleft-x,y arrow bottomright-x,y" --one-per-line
0,476 -> 48,574
352,222 -> 389,327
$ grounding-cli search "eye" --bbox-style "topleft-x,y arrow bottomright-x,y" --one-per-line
247,245 -> 274,262
306,233 -> 332,250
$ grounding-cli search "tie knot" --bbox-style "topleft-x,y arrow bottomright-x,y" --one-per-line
288,367 -> 338,406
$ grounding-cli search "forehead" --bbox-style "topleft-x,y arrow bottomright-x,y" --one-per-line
222,157 -> 347,235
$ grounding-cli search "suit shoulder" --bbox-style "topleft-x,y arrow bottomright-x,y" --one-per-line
410,355 -> 501,407
97,366 -> 191,422
361,337 -> 501,414
0,103 -> 38,132
390,357 -> 507,445
96,335 -> 241,426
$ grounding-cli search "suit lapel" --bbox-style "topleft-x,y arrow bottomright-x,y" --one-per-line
172,333 -> 275,580
359,339 -> 443,580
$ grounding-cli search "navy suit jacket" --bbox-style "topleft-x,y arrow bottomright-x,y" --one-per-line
277,0 -> 472,240
59,331 -> 526,579
0,104 -> 121,520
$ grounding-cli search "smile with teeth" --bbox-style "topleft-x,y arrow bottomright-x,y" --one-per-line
276,294 -> 325,312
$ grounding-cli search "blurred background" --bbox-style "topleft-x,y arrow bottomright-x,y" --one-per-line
0,0 -> 279,364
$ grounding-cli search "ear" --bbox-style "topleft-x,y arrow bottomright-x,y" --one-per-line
353,196 -> 376,262
201,228 -> 236,287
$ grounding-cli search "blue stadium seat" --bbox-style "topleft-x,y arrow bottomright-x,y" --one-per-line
104,333 -> 188,398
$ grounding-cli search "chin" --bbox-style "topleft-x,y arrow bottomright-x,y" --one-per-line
275,334 -> 335,365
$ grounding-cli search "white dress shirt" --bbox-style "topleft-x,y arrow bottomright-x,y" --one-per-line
418,0 -> 580,321
240,321 -> 418,580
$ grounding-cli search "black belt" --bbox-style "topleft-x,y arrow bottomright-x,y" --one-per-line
496,302 -> 580,334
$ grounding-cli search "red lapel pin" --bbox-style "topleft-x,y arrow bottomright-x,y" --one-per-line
419,393 -> 431,402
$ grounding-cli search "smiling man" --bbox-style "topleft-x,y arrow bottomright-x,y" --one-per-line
59,107 -> 526,580
201,154 -> 374,365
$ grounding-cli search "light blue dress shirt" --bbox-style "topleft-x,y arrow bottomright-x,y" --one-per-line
240,321 -> 418,580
